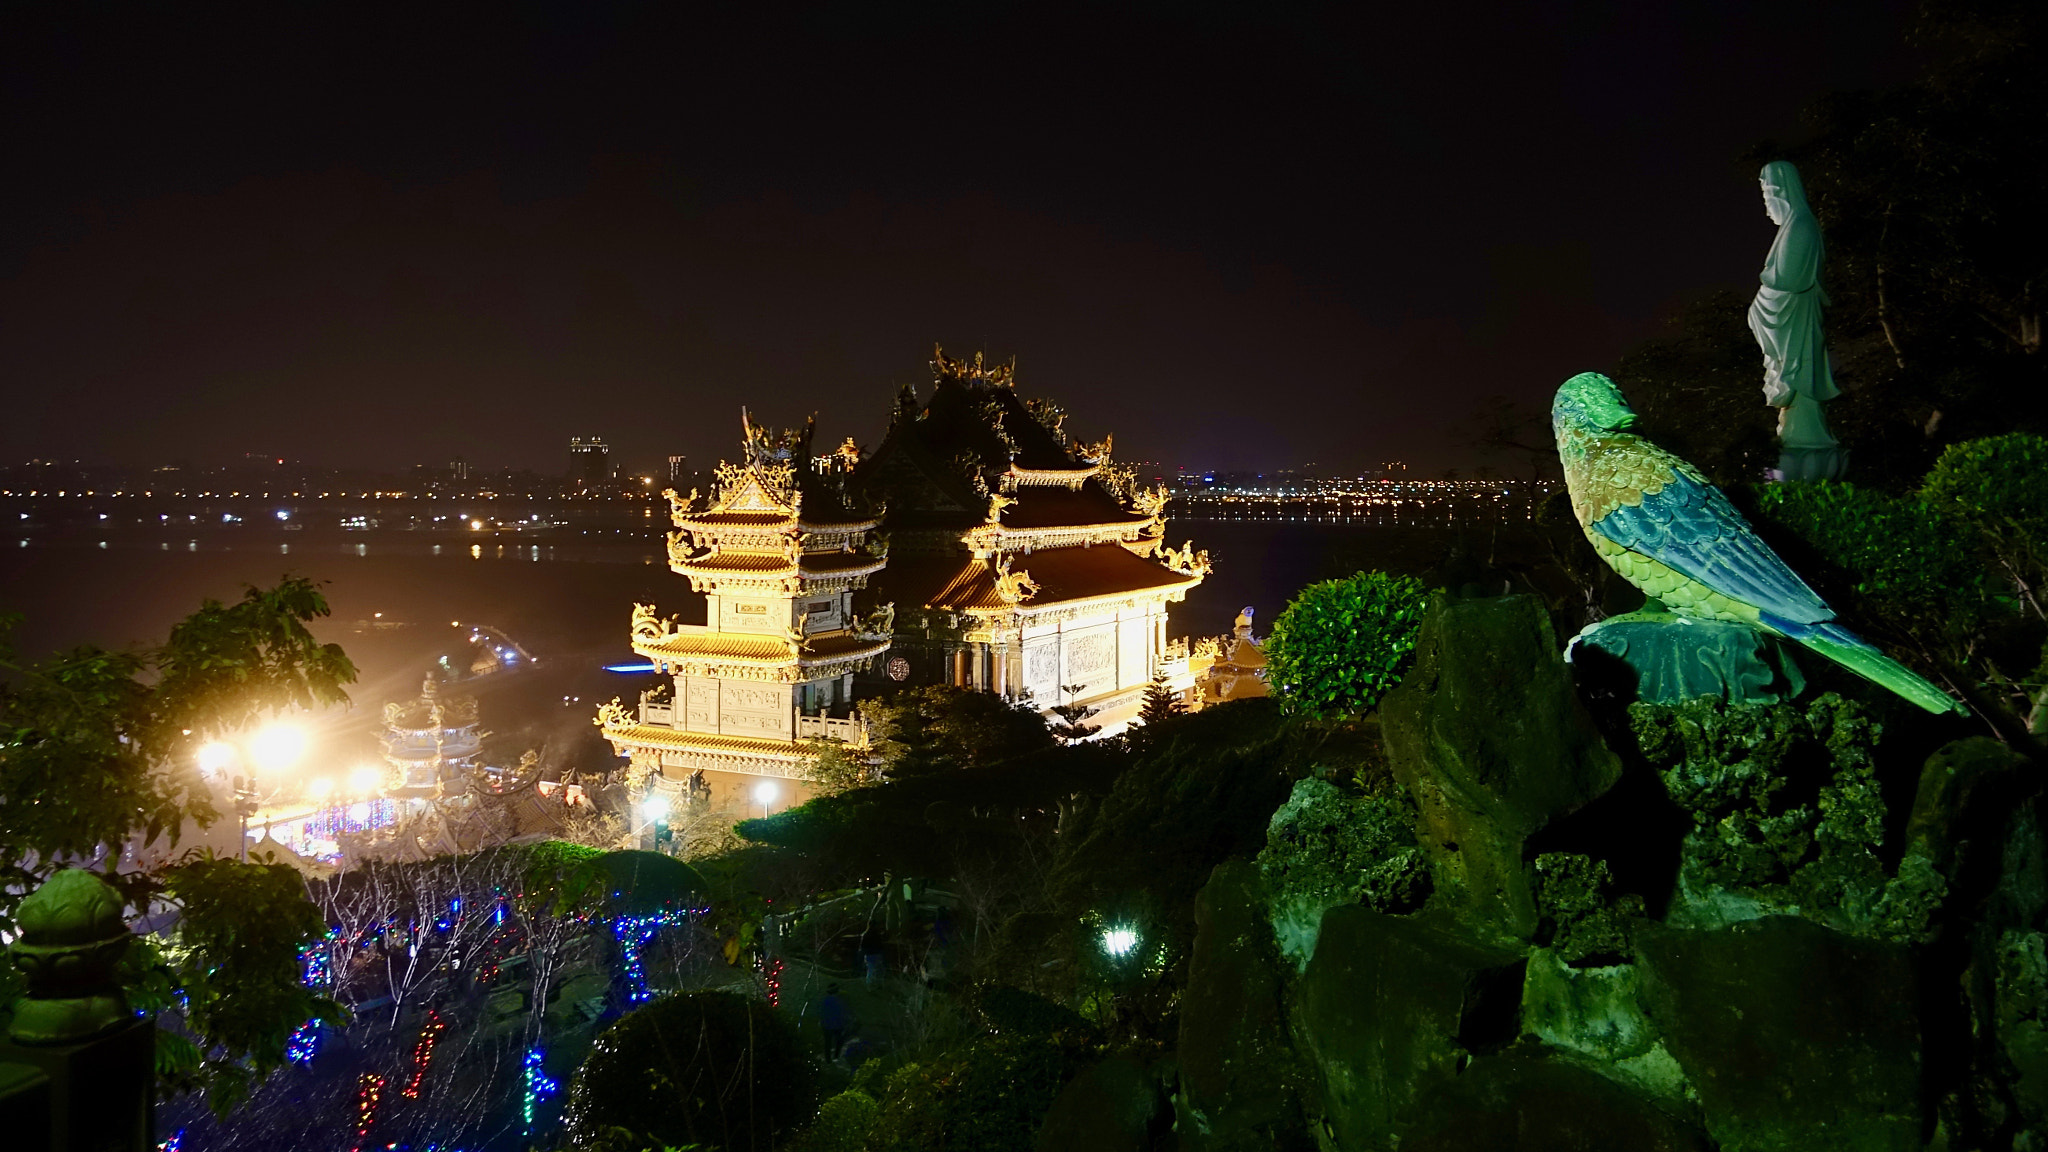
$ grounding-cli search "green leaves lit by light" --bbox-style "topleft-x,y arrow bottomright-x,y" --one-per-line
1263,571 -> 1430,718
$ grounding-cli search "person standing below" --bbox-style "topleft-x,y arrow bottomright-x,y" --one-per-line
819,984 -> 849,1061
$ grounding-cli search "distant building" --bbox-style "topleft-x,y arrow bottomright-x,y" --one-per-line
600,419 -> 889,817
570,436 -> 611,484
450,456 -> 468,482
858,347 -> 1207,733
599,348 -> 1211,810
667,454 -> 688,484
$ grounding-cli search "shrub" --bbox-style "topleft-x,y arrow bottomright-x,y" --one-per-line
1922,432 -> 2048,612
1263,571 -> 1430,717
565,990 -> 814,1151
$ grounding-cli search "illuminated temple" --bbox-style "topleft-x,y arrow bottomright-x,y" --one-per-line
857,348 -> 1209,728
601,348 -> 1209,814
600,420 -> 891,815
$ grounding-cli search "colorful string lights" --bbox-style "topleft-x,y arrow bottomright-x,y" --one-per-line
612,909 -> 692,1003
523,1046 -> 558,1132
401,1009 -> 448,1099
352,1071 -> 386,1151
285,1018 -> 321,1065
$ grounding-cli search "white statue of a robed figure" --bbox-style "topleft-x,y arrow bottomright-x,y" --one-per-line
1748,160 -> 1846,481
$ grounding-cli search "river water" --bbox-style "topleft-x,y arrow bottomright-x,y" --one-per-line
0,518 -> 1461,781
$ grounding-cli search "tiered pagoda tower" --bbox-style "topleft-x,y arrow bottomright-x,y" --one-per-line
856,347 -> 1209,732
599,418 -> 891,815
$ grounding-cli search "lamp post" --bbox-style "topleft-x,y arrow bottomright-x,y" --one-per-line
752,779 -> 778,819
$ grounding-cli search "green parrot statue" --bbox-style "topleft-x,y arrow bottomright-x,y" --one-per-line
1552,371 -> 1960,714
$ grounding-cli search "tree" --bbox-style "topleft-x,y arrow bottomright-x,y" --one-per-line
1263,571 -> 1431,718
1128,676 -> 1188,751
1047,684 -> 1101,744
0,577 -> 356,1112
861,686 -> 1055,776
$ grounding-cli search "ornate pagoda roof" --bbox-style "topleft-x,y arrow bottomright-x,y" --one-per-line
885,543 -> 1204,617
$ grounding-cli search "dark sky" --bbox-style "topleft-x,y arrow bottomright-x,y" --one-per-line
1,1 -> 1918,476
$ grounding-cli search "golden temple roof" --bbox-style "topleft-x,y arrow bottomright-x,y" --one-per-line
603,724 -> 811,761
885,545 -> 1201,614
635,631 -> 796,663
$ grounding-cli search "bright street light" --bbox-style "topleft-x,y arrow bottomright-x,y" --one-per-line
347,765 -> 382,795
248,723 -> 308,774
642,794 -> 671,822
307,777 -> 335,802
751,780 -> 778,816
196,741 -> 237,775
1102,926 -> 1139,957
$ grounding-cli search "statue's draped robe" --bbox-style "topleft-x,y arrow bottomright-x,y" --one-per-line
1747,162 -> 1844,481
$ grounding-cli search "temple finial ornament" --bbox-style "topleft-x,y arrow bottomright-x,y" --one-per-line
1748,161 -> 1845,481
7,868 -> 134,1044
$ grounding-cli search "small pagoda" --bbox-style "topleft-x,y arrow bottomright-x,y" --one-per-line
599,417 -> 891,815
855,347 -> 1209,733
380,676 -> 484,795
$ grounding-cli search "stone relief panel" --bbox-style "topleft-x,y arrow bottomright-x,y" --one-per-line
684,679 -> 719,733
1063,625 -> 1116,700
720,681 -> 791,738
1024,638 -> 1060,702
722,598 -> 783,634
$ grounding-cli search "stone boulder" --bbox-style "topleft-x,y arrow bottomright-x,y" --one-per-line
1905,736 -> 2031,877
1635,916 -> 1921,1150
1035,1055 -> 1169,1152
1403,1045 -> 1711,1152
1291,904 -> 1525,1150
1175,859 -> 1313,1151
1381,593 -> 1624,945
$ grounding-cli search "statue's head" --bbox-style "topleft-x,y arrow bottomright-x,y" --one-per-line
1759,161 -> 1808,226
1552,372 -> 1637,436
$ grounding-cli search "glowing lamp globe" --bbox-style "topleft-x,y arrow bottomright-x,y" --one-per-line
1102,926 -> 1139,958
641,795 -> 671,822
196,741 -> 237,775
752,781 -> 779,807
248,723 -> 308,775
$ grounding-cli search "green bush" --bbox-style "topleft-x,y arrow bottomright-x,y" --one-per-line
1752,480 -> 1984,628
1258,777 -> 1429,969
565,991 -> 815,1151
1263,571 -> 1430,717
1922,432 -> 2048,607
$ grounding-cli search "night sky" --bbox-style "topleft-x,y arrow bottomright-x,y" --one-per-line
2,2 -> 1918,476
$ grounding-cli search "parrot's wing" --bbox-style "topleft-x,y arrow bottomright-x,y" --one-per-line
1587,441 -> 1832,626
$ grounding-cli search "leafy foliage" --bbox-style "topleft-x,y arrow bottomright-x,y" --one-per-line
566,990 -> 815,1151
153,858 -> 341,1110
860,686 -> 1055,778
1263,571 -> 1430,718
797,986 -> 1099,1152
1759,2 -> 2048,484
1530,853 -> 1644,966
1922,431 -> 2048,617
1631,693 -> 1941,942
0,577 -> 355,1114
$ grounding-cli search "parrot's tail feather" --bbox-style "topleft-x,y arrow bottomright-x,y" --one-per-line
1758,612 -> 1963,715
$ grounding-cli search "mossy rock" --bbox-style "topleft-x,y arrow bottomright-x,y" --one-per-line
1175,859 -> 1314,1151
1032,1055 -> 1167,1152
1636,917 -> 1921,1150
1381,593 -> 1623,946
1402,1045 -> 1711,1151
1291,904 -> 1525,1150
